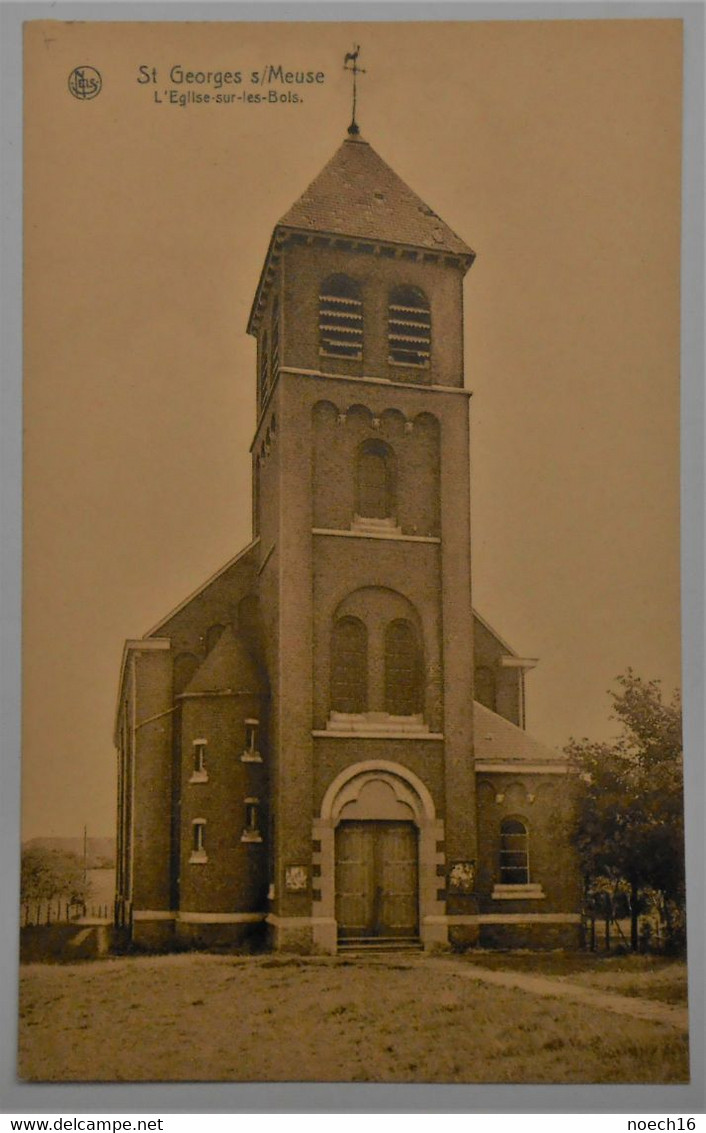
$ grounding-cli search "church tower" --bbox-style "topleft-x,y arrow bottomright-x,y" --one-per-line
114,113 -> 582,955
247,130 -> 479,951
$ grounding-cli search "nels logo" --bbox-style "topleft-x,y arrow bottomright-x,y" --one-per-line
68,66 -> 102,100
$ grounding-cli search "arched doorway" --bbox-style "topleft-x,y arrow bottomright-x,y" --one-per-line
312,762 -> 446,952
335,779 -> 419,940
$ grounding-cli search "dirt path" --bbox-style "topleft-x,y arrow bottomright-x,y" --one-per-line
421,956 -> 689,1031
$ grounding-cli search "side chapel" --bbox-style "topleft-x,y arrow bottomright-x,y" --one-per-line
114,118 -> 582,953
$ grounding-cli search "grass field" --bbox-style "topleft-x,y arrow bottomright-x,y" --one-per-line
18,952 -> 689,1083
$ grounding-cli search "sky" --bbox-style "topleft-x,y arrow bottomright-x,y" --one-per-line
22,18 -> 683,841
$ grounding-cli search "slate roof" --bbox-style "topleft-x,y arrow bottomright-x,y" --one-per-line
182,624 -> 266,696
277,135 -> 474,258
473,702 -> 567,767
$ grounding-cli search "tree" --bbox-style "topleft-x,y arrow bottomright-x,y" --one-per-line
20,847 -> 90,917
566,670 -> 685,952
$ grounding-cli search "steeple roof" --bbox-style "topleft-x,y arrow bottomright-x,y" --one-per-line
277,135 -> 474,258
182,624 -> 265,697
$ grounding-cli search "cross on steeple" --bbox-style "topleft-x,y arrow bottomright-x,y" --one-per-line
343,45 -> 365,136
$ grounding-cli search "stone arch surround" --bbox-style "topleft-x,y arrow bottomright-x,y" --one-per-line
311,760 -> 446,953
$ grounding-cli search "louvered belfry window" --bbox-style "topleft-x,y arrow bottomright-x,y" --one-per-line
388,285 -> 431,366
319,275 -> 363,358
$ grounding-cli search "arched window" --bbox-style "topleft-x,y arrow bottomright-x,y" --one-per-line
319,275 -> 363,359
357,439 -> 395,519
385,618 -> 422,716
388,285 -> 431,366
500,819 -> 530,884
331,616 -> 368,714
475,666 -> 497,712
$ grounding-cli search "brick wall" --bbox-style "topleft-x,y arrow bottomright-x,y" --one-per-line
178,695 -> 268,914
312,400 -> 440,536
473,618 -> 522,725
279,240 -> 465,388
131,648 -> 173,913
476,773 -> 582,914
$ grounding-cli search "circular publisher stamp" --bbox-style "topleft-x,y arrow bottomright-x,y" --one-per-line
68,66 -> 102,100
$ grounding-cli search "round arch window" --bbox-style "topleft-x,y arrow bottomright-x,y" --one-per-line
331,616 -> 368,714
384,618 -> 422,716
357,439 -> 396,520
500,819 -> 529,884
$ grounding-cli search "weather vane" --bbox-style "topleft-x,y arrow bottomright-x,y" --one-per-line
344,45 -> 365,136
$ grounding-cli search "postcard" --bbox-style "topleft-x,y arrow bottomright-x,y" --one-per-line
19,17 -> 688,1086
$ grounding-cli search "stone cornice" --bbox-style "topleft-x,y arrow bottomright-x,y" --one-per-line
247,225 -> 473,338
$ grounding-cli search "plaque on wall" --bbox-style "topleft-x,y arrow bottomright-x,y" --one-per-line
448,861 -> 476,894
284,864 -> 309,892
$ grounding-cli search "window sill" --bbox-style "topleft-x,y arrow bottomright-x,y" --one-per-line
492,884 -> 545,900
387,358 -> 430,370
240,752 -> 263,763
317,712 -> 442,740
189,851 -> 208,864
241,831 -> 263,844
319,349 -> 363,362
189,771 -> 208,784
313,527 -> 440,545
351,515 -> 402,537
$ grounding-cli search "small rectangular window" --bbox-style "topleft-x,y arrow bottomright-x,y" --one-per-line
241,719 -> 262,762
190,819 -> 207,862
241,797 -> 263,843
190,739 -> 208,782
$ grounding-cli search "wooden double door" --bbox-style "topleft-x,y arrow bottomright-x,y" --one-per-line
335,820 -> 419,939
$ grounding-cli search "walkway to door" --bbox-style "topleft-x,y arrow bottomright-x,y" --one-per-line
368,953 -> 689,1032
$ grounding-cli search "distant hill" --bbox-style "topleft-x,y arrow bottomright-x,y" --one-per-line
23,836 -> 115,869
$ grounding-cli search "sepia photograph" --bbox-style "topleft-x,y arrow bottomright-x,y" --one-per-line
17,15 -> 692,1089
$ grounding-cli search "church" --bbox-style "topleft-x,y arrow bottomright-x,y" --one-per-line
113,116 -> 582,954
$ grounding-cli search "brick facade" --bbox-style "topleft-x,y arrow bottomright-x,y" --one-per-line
114,132 -> 581,952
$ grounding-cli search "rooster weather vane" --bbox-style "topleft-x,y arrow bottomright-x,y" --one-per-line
344,45 -> 366,136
